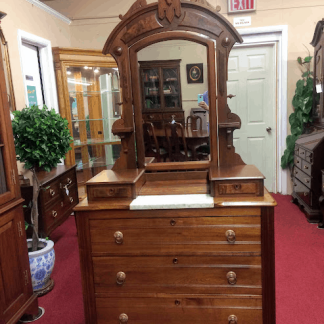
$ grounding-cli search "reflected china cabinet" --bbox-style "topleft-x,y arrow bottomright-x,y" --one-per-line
140,60 -> 185,128
52,48 -> 122,188
0,29 -> 38,322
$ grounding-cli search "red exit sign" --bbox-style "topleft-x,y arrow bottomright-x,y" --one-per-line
228,0 -> 256,13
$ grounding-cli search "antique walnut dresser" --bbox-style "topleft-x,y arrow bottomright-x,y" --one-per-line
74,0 -> 276,323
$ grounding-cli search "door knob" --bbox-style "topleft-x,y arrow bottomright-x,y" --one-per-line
266,127 -> 272,132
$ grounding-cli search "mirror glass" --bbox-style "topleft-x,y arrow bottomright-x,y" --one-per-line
138,40 -> 210,163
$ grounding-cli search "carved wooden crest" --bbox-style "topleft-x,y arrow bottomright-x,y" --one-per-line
158,0 -> 181,23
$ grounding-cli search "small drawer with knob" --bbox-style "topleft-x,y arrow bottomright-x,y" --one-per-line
301,159 -> 312,176
142,113 -> 163,121
298,147 -> 306,158
95,296 -> 262,324
213,179 -> 264,197
294,156 -> 301,167
90,216 -> 261,255
92,256 -> 261,295
295,168 -> 312,189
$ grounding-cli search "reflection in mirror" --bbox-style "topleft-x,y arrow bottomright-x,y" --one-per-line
65,65 -> 121,184
138,40 -> 210,163
0,15 -> 16,112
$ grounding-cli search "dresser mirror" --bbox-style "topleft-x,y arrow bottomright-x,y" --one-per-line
137,39 -> 210,163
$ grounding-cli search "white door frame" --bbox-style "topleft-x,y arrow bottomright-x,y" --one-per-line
17,30 -> 59,113
235,25 -> 288,194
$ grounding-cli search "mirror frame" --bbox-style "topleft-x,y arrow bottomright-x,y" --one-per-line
103,0 -> 243,172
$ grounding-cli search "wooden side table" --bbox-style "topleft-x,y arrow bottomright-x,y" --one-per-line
21,165 -> 78,238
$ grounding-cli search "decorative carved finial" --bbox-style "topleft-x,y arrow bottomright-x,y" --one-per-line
113,46 -> 123,56
222,37 -> 231,48
158,0 -> 181,24
119,0 -> 147,20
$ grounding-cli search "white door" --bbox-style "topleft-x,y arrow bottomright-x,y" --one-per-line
21,42 -> 44,107
227,44 -> 276,192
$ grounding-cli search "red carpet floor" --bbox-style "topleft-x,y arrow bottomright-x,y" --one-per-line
34,194 -> 324,323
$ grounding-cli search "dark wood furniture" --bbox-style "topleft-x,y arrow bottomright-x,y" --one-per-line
21,165 -> 78,237
140,60 -> 185,128
74,1 -> 276,324
143,122 -> 167,162
292,131 -> 324,225
186,115 -> 202,131
311,19 -> 324,128
0,38 -> 38,323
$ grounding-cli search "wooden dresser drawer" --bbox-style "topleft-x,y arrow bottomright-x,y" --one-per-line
93,255 -> 261,295
163,112 -> 184,120
96,297 -> 262,324
90,217 -> 261,255
294,156 -> 301,167
293,178 -> 312,207
142,113 -> 163,121
298,147 -> 306,159
40,168 -> 77,206
213,179 -> 263,197
294,167 -> 311,188
41,184 -> 78,234
301,159 -> 312,176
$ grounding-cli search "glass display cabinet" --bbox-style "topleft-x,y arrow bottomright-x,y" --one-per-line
52,48 -> 122,188
140,60 -> 184,128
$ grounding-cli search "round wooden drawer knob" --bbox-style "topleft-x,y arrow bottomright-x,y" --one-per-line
119,313 -> 128,323
116,271 -> 126,285
52,210 -> 58,218
227,271 -> 237,285
228,314 -> 238,323
69,197 -> 74,203
170,219 -> 176,226
225,230 -> 236,243
114,231 -> 124,244
49,189 -> 55,197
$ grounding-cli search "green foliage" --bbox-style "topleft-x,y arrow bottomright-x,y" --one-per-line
12,105 -> 73,172
281,55 -> 315,169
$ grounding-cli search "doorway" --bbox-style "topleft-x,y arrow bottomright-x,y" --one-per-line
228,26 -> 288,193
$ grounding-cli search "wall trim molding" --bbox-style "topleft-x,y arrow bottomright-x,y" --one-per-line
25,0 -> 71,25
236,25 -> 289,194
17,29 -> 59,113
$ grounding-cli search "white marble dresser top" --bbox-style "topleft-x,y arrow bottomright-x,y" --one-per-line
129,194 -> 214,210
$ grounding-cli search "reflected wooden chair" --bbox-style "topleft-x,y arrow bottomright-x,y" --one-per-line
143,122 -> 167,162
186,115 -> 202,131
164,122 -> 192,162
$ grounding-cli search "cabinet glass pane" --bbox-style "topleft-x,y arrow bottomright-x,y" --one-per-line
0,147 -> 7,195
163,68 -> 180,109
142,68 -> 160,109
66,65 -> 121,185
75,144 -> 121,184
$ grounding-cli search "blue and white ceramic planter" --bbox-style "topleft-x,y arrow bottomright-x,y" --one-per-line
27,239 -> 55,292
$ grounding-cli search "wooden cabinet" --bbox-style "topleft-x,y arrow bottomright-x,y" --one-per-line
0,35 -> 38,323
292,131 -> 324,224
311,20 -> 324,128
75,1 -> 276,323
21,165 -> 78,237
140,60 -> 185,128
52,48 -> 122,187
75,192 -> 275,324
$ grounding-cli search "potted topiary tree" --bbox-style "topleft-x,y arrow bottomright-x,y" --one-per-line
12,104 -> 72,295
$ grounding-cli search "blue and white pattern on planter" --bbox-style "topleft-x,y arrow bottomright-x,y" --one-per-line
28,239 -> 55,291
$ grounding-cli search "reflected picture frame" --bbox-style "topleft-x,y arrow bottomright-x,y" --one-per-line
186,63 -> 203,84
